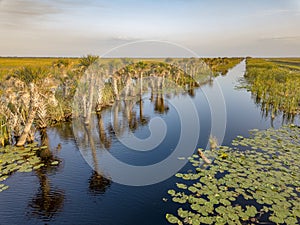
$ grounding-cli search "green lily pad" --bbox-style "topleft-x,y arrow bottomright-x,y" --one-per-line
166,125 -> 300,225
166,214 -> 181,224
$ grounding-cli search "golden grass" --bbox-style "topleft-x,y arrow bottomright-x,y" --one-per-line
0,57 -> 80,80
246,58 -> 300,117
267,58 -> 300,71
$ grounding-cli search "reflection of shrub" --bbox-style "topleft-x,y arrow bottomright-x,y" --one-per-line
88,171 -> 111,195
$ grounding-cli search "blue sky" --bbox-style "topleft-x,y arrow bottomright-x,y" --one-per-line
0,0 -> 299,57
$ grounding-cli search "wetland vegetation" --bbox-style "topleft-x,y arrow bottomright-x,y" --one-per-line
166,125 -> 300,225
165,58 -> 300,225
244,58 -> 300,119
0,57 -> 299,225
0,56 -> 242,147
0,56 -> 242,192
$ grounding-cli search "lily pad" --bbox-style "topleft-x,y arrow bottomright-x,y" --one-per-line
166,125 -> 300,225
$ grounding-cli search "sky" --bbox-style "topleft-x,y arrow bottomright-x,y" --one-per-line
0,0 -> 300,57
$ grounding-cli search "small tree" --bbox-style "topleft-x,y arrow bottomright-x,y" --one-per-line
78,55 -> 99,72
78,55 -> 100,125
14,67 -> 48,146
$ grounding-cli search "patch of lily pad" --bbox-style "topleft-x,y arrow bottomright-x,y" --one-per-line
0,143 -> 47,192
166,125 -> 300,225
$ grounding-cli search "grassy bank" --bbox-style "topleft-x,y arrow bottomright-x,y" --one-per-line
245,58 -> 300,118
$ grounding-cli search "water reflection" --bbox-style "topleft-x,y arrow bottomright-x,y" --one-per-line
73,59 -> 213,161
71,60 -> 214,187
5,60 -> 285,225
52,122 -> 75,141
154,93 -> 169,114
96,113 -> 111,149
27,130 -> 65,222
88,171 -> 111,195
250,86 -> 298,126
27,169 -> 65,221
76,87 -> 202,153
84,123 -> 112,195
138,96 -> 150,126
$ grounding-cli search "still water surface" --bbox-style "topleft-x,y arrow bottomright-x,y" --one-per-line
0,61 -> 297,225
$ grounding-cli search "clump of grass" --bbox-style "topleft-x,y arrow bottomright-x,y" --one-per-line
209,136 -> 218,150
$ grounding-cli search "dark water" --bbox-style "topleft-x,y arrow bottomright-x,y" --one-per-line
0,61 -> 298,225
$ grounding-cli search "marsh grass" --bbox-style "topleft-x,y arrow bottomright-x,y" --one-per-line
269,58 -> 300,71
245,58 -> 300,118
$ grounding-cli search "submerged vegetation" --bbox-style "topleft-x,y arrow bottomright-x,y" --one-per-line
166,125 -> 300,225
244,58 -> 300,119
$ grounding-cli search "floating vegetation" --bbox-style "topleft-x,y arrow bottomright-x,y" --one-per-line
0,143 -> 45,192
244,58 -> 300,119
166,125 -> 300,225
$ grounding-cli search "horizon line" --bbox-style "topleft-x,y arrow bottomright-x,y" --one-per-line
0,56 -> 300,59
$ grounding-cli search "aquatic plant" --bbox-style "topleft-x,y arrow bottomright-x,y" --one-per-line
208,136 -> 218,150
245,58 -> 300,119
166,125 -> 300,225
0,143 -> 47,192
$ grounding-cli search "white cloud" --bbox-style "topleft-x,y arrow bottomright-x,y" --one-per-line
0,0 -> 61,28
